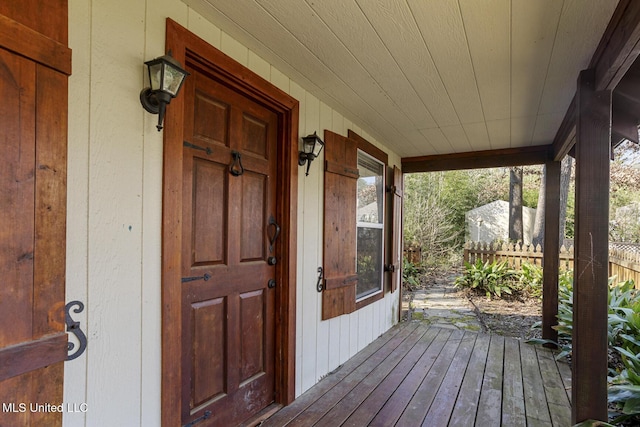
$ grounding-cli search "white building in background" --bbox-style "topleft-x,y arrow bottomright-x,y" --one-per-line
465,200 -> 537,245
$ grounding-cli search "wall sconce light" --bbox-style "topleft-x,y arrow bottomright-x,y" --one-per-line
140,51 -> 190,131
298,132 -> 325,176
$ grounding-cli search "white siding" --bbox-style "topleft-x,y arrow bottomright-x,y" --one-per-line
65,1 -> 401,425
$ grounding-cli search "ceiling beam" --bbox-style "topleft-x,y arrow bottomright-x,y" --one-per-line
552,0 -> 640,159
401,145 -> 552,173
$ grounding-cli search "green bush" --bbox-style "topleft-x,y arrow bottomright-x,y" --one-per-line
519,262 -> 543,299
454,259 -> 518,298
402,257 -> 421,289
529,273 -> 640,424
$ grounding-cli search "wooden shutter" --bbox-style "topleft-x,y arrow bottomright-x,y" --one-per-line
0,2 -> 70,426
322,131 -> 358,320
390,166 -> 403,293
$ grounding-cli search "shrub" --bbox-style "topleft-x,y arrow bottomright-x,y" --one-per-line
454,259 -> 518,298
402,257 -> 421,289
519,262 -> 543,299
529,273 -> 640,424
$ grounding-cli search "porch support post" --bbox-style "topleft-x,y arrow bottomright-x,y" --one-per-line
572,68 -> 611,424
542,160 -> 561,345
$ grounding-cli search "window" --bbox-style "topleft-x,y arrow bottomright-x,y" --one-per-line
321,130 -> 398,320
356,151 -> 384,300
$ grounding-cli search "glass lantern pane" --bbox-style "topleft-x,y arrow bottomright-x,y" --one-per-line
148,63 -> 163,91
304,139 -> 315,155
163,64 -> 186,96
312,139 -> 324,156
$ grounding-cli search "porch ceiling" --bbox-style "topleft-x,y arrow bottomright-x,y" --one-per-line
184,0 -> 618,158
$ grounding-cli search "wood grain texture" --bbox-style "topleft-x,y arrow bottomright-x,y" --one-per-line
0,8 -> 71,75
322,130 -> 358,320
266,324 -> 571,427
572,69 -> 611,424
402,145 -> 551,173
0,4 -> 68,426
163,18 -> 299,426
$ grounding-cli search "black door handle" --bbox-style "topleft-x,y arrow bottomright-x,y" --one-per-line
268,215 -> 280,253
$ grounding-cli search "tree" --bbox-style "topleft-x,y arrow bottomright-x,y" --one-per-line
558,156 -> 573,246
531,166 -> 546,247
509,167 -> 524,242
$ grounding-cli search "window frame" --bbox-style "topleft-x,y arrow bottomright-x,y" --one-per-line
350,131 -> 389,310
356,149 -> 385,302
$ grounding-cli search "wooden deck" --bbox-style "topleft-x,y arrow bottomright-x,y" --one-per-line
263,322 -> 571,427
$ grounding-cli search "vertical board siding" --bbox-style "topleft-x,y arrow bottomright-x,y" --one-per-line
66,2 -> 401,425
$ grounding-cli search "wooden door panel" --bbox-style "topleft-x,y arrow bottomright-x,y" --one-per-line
240,171 -> 267,262
239,289 -> 266,382
191,298 -> 227,408
193,89 -> 230,147
192,158 -> 228,266
241,113 -> 269,159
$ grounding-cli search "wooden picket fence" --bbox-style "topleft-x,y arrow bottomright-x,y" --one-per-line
460,241 -> 640,285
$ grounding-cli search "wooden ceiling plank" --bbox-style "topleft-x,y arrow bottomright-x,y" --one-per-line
485,119 -> 511,149
461,122 -> 492,151
303,0 -> 437,129
510,0 -> 562,118
458,0 -> 511,122
510,116 -> 537,147
537,1 -> 615,115
356,0 -> 460,128
407,0 -> 484,124
441,125 -> 472,153
401,145 -> 551,173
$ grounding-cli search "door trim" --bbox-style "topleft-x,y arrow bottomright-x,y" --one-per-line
161,19 -> 298,426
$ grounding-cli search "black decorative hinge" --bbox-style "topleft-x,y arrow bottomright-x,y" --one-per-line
316,267 -> 324,293
181,273 -> 211,283
184,141 -> 212,155
183,411 -> 212,427
65,301 -> 87,361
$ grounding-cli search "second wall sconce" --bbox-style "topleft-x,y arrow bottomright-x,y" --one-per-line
298,132 -> 325,176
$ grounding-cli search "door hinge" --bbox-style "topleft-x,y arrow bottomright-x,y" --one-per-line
181,273 -> 211,283
183,140 -> 212,155
183,411 -> 212,427
316,267 -> 324,292
65,301 -> 87,361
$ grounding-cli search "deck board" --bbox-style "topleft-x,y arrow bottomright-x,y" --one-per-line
368,328 -> 452,427
448,333 -> 490,426
501,338 -> 526,427
265,323 -> 571,426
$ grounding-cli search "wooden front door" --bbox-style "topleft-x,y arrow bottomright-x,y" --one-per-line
179,62 -> 278,426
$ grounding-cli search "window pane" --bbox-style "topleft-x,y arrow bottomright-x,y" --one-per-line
357,154 -> 384,224
357,227 -> 383,299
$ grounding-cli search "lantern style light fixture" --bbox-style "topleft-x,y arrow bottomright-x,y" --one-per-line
298,132 -> 325,176
140,51 -> 190,131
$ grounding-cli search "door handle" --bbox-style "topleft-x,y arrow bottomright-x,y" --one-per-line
268,215 -> 280,253
268,279 -> 277,289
